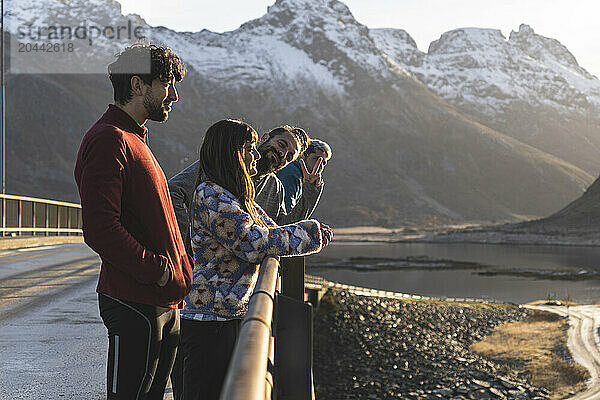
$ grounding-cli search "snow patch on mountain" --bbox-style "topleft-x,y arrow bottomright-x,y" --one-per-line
374,25 -> 600,115
159,29 -> 345,94
369,28 -> 423,68
148,0 -> 403,94
243,0 -> 390,79
5,0 -> 150,73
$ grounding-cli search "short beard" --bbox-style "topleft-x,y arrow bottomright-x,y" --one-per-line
255,143 -> 281,176
143,88 -> 168,122
255,155 -> 276,176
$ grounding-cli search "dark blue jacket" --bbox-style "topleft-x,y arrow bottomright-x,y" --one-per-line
276,160 -> 303,212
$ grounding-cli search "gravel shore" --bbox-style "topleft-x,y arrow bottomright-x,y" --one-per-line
313,290 -> 550,399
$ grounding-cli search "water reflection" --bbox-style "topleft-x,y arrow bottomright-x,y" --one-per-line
307,242 -> 600,304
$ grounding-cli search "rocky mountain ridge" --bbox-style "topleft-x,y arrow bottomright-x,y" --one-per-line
372,23 -> 600,175
2,0 -> 597,227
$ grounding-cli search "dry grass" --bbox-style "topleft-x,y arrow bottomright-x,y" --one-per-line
471,310 -> 589,399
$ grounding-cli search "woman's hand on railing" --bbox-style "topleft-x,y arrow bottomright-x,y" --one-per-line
320,223 -> 334,247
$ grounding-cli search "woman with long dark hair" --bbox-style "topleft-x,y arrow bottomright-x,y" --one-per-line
180,119 -> 333,400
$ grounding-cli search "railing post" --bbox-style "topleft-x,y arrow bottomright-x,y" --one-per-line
275,293 -> 313,400
281,257 -> 305,301
276,256 -> 315,400
67,207 -> 71,236
1,196 -> 5,237
17,199 -> 21,236
56,206 -> 60,236
77,208 -> 82,236
44,203 -> 48,237
31,201 -> 36,236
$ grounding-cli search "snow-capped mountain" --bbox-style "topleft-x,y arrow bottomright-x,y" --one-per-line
373,24 -> 600,112
372,24 -> 600,175
3,0 -> 596,226
151,0 -> 396,96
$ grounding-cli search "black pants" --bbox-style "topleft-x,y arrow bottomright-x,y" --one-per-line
181,318 -> 241,400
170,346 -> 184,400
98,294 -> 180,400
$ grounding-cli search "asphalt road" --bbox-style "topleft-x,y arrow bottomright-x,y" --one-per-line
0,243 -> 174,400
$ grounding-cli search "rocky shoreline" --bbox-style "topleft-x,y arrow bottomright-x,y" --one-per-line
417,227 -> 600,247
313,290 -> 552,399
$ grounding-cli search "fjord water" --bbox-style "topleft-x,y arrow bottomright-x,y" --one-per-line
308,242 -> 600,304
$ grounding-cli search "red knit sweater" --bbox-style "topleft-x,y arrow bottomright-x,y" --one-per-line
74,105 -> 193,308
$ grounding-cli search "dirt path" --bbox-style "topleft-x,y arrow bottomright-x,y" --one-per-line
528,305 -> 600,400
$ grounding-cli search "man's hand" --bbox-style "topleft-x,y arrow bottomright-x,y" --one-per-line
156,265 -> 171,287
320,223 -> 334,246
300,157 -> 324,187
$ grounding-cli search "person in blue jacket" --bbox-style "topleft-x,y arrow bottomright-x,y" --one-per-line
276,138 -> 332,212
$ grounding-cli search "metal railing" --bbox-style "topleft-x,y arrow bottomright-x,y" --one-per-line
221,255 -> 279,400
221,256 -> 314,400
0,194 -> 83,236
221,257 -> 512,400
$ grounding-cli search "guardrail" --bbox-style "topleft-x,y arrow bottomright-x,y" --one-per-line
305,274 -> 509,305
221,258 -> 513,400
221,256 -> 314,400
220,255 -> 279,400
0,194 -> 82,236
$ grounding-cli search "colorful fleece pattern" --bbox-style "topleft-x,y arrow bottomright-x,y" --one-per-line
181,181 -> 323,320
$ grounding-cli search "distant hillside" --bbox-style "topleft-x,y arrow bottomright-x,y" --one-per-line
425,175 -> 600,245
514,175 -> 600,235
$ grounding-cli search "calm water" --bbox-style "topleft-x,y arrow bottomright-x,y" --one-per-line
307,242 -> 600,304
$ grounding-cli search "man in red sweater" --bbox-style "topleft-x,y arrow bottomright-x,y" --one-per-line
74,44 -> 193,400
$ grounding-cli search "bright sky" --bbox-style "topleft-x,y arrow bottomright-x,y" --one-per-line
119,0 -> 600,78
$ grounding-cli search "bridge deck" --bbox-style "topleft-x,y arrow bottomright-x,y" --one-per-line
0,242 -> 514,399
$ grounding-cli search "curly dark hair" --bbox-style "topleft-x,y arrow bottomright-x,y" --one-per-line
108,43 -> 186,105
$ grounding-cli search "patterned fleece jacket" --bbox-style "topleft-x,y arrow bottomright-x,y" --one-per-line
181,181 -> 323,320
